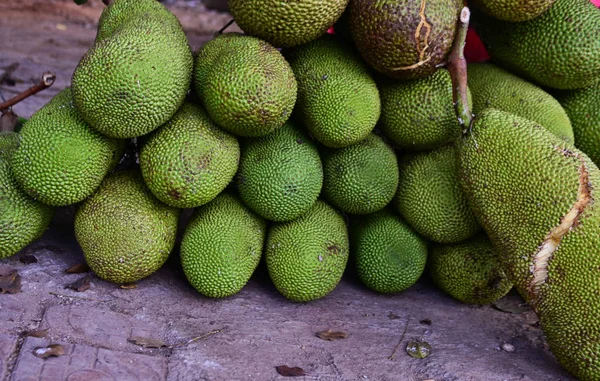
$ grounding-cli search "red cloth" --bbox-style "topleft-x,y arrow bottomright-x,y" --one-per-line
592,0 -> 600,7
465,27 -> 489,63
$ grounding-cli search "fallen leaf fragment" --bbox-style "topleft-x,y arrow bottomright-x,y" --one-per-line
128,336 -> 166,349
19,254 -> 38,264
120,283 -> 137,289
65,263 -> 90,274
406,340 -> 431,359
0,267 -> 21,294
316,330 -> 348,341
25,328 -> 49,338
275,365 -> 306,377
388,312 -> 401,320
32,344 -> 65,359
65,275 -> 90,292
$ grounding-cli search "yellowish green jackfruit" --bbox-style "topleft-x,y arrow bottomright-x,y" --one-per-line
469,0 -> 555,22
284,35 -> 380,148
72,0 -> 193,138
428,234 -> 512,304
180,192 -> 266,298
351,209 -> 427,294
457,108 -> 600,380
322,133 -> 399,215
12,88 -> 125,206
0,132 -> 54,259
394,145 -> 480,243
472,0 -> 600,89
139,103 -> 240,209
194,33 -> 297,137
75,169 -> 180,284
228,0 -> 349,48
378,69 -> 470,151
236,120 -> 323,222
348,0 -> 462,79
266,199 -> 349,302
554,80 -> 600,166
468,63 -> 573,142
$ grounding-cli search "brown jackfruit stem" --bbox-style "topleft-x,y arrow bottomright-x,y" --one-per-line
216,19 -> 234,36
448,7 -> 473,130
0,71 -> 56,114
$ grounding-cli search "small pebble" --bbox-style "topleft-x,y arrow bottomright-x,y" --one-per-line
501,343 -> 515,352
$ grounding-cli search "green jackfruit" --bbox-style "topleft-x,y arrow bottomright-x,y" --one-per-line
12,88 -> 125,206
284,35 -> 380,148
228,0 -> 349,48
139,103 -> 240,209
194,33 -> 297,137
75,169 -> 180,284
378,69 -> 470,151
472,0 -> 600,90
428,234 -> 512,304
554,80 -> 600,165
394,145 -> 480,243
348,0 -> 462,79
469,0 -> 555,22
457,108 -> 600,380
351,209 -> 428,294
72,0 -> 193,138
236,120 -> 323,222
322,133 -> 399,215
180,192 -> 266,298
0,132 -> 54,259
468,63 -> 573,142
266,199 -> 349,302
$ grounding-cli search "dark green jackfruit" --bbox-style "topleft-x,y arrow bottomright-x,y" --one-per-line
469,0 -> 555,22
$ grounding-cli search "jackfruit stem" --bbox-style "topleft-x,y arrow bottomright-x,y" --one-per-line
216,19 -> 234,36
0,71 -> 56,116
448,7 -> 473,130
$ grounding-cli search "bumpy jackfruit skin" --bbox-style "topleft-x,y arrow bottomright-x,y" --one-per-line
0,133 -> 54,259
322,133 -> 399,215
180,192 -> 266,298
266,200 -> 349,302
236,120 -> 323,222
12,88 -> 126,206
394,145 -> 480,243
378,69 -> 470,151
75,170 -> 180,284
228,0 -> 349,48
472,0 -> 600,90
284,35 -> 380,148
428,234 -> 512,304
72,2 -> 193,138
351,209 -> 427,294
457,108 -> 600,380
468,63 -> 573,142
139,103 -> 240,209
95,0 -> 170,42
554,81 -> 600,166
348,0 -> 462,79
468,0 -> 555,22
194,34 -> 297,137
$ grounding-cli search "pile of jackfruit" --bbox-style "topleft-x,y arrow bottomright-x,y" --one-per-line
1,0 -> 600,378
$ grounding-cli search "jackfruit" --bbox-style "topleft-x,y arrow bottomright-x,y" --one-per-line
394,145 -> 480,243
139,103 -> 240,209
180,192 -> 266,298
228,0 -> 349,48
348,0 -> 462,79
554,80 -> 600,165
72,0 -> 193,138
472,0 -> 600,90
322,133 -> 399,215
236,120 -> 323,222
468,0 -> 555,22
0,132 -> 53,259
378,69 -> 469,151
266,199 -> 349,302
75,169 -> 180,284
284,35 -> 380,148
457,108 -> 600,380
428,234 -> 512,304
351,209 -> 428,294
194,33 -> 297,137
12,88 -> 125,206
468,63 -> 573,142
